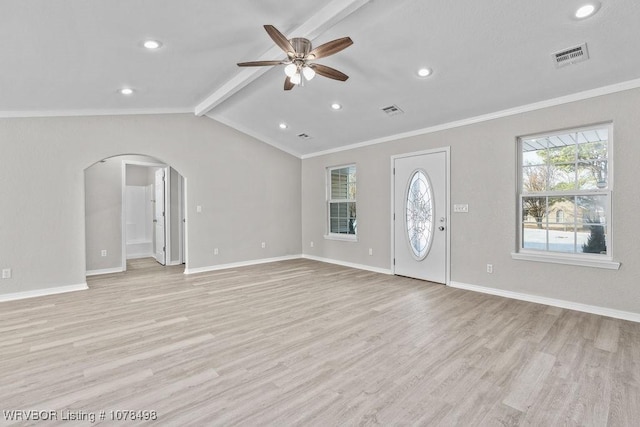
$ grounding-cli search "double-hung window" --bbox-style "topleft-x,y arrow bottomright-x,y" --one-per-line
326,165 -> 357,240
513,123 -> 619,269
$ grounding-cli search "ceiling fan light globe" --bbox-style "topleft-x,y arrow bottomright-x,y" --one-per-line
576,4 -> 596,18
284,64 -> 297,77
302,66 -> 316,81
290,73 -> 302,85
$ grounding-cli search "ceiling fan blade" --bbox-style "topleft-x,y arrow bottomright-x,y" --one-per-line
284,76 -> 295,91
309,64 -> 349,81
308,37 -> 353,60
264,25 -> 295,57
237,60 -> 284,67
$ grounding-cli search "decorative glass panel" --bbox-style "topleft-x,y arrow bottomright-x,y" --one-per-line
405,170 -> 434,260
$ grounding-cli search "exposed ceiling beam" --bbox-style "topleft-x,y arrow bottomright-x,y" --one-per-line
194,0 -> 371,117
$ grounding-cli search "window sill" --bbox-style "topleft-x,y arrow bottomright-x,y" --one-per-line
324,234 -> 358,242
511,251 -> 620,270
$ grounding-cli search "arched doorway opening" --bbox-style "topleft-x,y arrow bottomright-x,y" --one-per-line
84,154 -> 186,276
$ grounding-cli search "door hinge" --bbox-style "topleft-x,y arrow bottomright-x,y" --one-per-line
393,258 -> 395,265
393,167 -> 395,175
163,246 -> 166,252
393,213 -> 395,220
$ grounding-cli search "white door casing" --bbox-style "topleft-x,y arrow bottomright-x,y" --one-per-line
392,149 -> 449,284
154,168 -> 166,265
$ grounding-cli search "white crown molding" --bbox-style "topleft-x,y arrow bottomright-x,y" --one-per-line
449,281 -> 640,323
301,77 -> 640,159
205,113 -> 303,158
0,108 -> 192,119
0,283 -> 88,303
184,254 -> 303,275
301,254 -> 392,275
3,77 -> 639,161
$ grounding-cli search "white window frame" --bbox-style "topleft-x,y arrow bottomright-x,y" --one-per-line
511,123 -> 620,270
325,164 -> 357,242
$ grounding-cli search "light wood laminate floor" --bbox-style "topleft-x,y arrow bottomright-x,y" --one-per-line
1,258 -> 639,426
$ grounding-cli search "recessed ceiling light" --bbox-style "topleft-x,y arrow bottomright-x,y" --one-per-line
331,103 -> 342,110
575,3 -> 599,19
279,123 -> 288,129
143,40 -> 162,49
417,68 -> 432,77
120,88 -> 134,95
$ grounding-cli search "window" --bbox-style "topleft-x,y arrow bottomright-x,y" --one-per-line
513,123 -> 619,269
327,165 -> 356,240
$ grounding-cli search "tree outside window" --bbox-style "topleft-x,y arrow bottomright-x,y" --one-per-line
519,125 -> 611,256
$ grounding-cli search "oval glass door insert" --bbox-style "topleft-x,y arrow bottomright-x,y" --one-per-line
405,169 -> 434,260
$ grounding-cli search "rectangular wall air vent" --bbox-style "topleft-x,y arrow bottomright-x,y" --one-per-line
381,104 -> 404,116
553,43 -> 589,68
297,133 -> 312,140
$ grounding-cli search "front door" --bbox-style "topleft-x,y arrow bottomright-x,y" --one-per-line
393,150 -> 448,283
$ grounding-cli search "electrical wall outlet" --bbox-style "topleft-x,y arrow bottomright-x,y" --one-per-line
486,264 -> 493,273
310,241 -> 314,248
101,250 -> 107,257
369,248 -> 373,256
214,248 -> 219,255
261,242 -> 266,249
2,268 -> 11,279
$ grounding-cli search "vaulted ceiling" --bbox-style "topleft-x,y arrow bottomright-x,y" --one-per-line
2,0 -> 640,157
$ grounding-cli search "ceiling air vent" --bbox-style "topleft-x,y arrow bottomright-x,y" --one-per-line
297,133 -> 312,140
553,43 -> 589,68
381,104 -> 404,116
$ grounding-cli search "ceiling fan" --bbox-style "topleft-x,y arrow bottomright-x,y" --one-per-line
237,25 -> 353,90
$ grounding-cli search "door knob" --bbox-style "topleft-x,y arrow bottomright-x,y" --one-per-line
438,226 -> 445,231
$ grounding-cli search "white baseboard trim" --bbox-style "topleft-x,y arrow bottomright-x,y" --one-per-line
184,254 -> 393,276
302,254 -> 393,275
449,281 -> 640,323
184,255 -> 303,275
86,267 -> 124,277
126,253 -> 155,260
0,283 -> 89,303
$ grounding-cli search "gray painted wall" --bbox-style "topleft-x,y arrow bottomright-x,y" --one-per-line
0,114 -> 302,295
85,159 -> 123,271
2,90 -> 638,315
302,88 -> 640,314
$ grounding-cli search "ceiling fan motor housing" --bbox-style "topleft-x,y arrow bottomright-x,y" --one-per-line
290,38 -> 312,58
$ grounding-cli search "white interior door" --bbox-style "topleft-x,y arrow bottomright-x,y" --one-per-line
154,168 -> 166,265
393,150 -> 448,283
